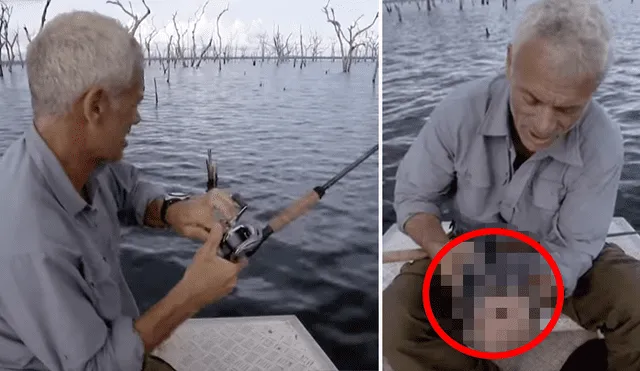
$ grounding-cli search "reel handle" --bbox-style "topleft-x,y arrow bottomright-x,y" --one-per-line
231,193 -> 248,210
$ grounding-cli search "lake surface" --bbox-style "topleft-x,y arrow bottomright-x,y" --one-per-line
382,0 -> 640,233
0,60 -> 379,370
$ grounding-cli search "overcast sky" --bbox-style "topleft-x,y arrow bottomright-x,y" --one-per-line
2,0 -> 379,51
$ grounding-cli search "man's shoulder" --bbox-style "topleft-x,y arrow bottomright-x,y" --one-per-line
427,74 -> 505,137
443,74 -> 501,102
578,99 -> 624,166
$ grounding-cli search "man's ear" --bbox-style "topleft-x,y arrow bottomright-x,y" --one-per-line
82,86 -> 107,127
506,44 -> 513,80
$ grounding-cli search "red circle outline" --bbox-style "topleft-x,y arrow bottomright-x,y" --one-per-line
421,227 -> 564,360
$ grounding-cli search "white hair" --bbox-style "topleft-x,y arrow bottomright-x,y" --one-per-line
26,11 -> 144,118
511,0 -> 613,84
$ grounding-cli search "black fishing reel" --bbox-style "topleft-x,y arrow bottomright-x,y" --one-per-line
217,193 -> 266,261
220,223 -> 264,261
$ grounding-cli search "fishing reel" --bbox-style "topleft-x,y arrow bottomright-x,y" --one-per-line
217,194 -> 265,261
220,223 -> 264,261
206,152 -> 264,261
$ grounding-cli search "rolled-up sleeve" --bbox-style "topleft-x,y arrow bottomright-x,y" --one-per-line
0,252 -> 144,371
109,161 -> 165,226
394,102 -> 457,233
542,161 -> 623,297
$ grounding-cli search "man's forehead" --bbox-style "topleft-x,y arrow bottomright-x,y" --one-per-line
512,39 -> 598,102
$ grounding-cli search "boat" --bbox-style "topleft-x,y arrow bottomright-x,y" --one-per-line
151,315 -> 338,370
382,217 -> 640,371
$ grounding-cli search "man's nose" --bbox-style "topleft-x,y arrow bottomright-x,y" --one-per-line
536,107 -> 557,136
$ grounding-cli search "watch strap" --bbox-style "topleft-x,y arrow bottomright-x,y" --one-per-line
160,197 -> 185,226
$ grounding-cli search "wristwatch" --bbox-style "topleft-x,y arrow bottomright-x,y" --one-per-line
160,192 -> 190,226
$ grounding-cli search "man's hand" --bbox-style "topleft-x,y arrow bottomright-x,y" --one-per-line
178,222 -> 248,308
166,189 -> 240,241
437,241 -> 475,286
134,222 -> 247,353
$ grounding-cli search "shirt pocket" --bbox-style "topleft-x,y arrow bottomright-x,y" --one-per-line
520,178 -> 564,236
456,169 -> 493,219
531,179 -> 563,212
80,256 -> 121,321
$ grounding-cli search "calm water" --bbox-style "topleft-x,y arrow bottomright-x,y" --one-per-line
382,0 -> 640,233
0,60 -> 379,370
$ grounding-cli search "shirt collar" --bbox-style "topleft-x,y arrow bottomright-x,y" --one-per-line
479,74 -> 584,167
25,122 -> 105,216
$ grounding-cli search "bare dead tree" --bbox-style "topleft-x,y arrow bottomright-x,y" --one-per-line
7,31 -> 18,67
106,0 -> 151,36
330,38 -> 336,62
190,0 -> 210,67
23,0 -> 52,43
14,30 -> 22,67
23,26 -> 31,43
322,0 -> 379,73
1,2 -> 12,73
271,25 -> 292,66
38,0 -> 52,33
365,30 -> 378,60
307,31 -> 323,61
166,35 -> 173,83
0,2 -> 6,77
216,4 -> 229,71
223,43 -> 232,62
372,55 -> 377,84
156,43 -> 165,70
393,4 -> 402,22
143,18 -> 159,66
196,29 -> 216,69
171,12 -> 189,67
256,31 -> 269,62
153,77 -> 158,106
298,26 -> 306,69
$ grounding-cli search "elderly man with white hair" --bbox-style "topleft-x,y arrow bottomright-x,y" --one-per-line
0,11 -> 248,371
384,0 -> 639,370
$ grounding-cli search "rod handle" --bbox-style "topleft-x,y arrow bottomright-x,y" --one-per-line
267,189 -> 321,233
382,248 -> 428,263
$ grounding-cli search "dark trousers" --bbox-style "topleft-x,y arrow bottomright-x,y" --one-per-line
142,354 -> 176,371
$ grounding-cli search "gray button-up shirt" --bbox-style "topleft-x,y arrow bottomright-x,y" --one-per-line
394,73 -> 624,297
0,123 -> 165,370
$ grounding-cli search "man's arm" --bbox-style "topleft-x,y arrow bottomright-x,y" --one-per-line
394,101 -> 458,257
542,161 -> 623,297
108,161 -> 166,228
0,250 -> 200,371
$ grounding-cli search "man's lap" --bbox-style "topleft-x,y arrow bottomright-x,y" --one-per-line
383,241 -> 640,341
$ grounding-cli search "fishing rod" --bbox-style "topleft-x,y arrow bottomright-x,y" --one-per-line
382,230 -> 640,264
206,144 -> 378,261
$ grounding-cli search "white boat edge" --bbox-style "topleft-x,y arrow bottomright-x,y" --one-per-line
152,314 -> 339,370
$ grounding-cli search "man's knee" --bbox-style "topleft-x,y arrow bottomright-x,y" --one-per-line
383,274 -> 429,351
